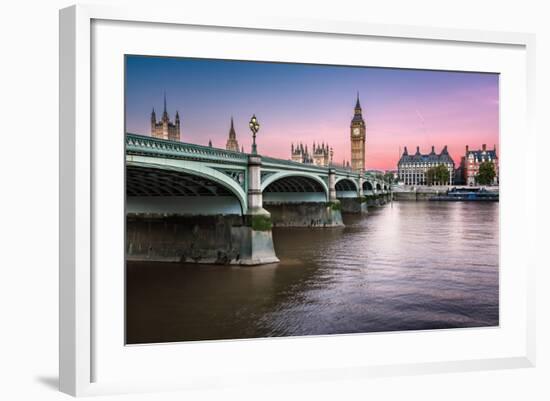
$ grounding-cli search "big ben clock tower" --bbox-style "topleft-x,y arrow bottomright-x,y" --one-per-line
350,93 -> 366,173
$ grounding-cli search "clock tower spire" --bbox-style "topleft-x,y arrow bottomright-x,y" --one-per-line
350,93 -> 366,173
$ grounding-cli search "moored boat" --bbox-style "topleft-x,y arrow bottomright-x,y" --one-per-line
429,187 -> 499,202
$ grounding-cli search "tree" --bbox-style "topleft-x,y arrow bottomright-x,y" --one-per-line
383,171 -> 394,184
426,164 -> 450,185
476,161 -> 496,185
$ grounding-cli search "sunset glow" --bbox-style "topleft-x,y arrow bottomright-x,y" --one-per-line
125,56 -> 499,170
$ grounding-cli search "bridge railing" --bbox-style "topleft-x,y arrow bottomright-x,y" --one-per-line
126,133 -> 249,164
126,133 -> 384,184
261,155 -> 333,173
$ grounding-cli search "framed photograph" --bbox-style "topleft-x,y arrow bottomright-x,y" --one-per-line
59,4 -> 536,396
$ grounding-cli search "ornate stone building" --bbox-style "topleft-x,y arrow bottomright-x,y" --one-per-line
290,142 -> 331,166
398,145 -> 455,185
150,94 -> 180,141
312,142 -> 330,166
350,94 -> 366,173
461,144 -> 499,186
291,143 -> 313,164
225,117 -> 240,152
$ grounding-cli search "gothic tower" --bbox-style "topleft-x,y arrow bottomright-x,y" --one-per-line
150,92 -> 181,141
225,117 -> 240,152
350,93 -> 366,173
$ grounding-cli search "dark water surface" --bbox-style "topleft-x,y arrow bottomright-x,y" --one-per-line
126,202 -> 499,344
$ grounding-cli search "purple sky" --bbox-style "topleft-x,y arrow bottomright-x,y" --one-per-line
125,56 -> 499,170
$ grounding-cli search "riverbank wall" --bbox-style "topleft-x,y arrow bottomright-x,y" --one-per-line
392,185 -> 499,201
393,192 -> 437,201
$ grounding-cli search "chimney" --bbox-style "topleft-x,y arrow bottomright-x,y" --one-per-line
431,145 -> 435,154
482,144 -> 487,151
465,145 -> 469,153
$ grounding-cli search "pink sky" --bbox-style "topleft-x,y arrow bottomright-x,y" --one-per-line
126,57 -> 499,170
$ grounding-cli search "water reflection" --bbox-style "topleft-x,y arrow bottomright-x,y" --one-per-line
126,202 -> 499,344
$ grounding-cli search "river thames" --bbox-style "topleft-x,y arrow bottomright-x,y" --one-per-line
126,201 -> 499,344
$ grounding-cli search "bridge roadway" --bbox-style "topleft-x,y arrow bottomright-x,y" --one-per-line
125,133 -> 391,265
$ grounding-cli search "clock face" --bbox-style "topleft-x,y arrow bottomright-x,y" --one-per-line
353,127 -> 360,136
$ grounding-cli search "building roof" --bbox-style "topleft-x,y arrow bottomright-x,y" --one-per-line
398,145 -> 454,166
351,93 -> 365,125
467,149 -> 497,161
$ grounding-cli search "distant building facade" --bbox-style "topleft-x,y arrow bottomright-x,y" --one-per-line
291,142 -> 331,166
291,143 -> 313,164
461,144 -> 499,186
398,145 -> 455,185
225,117 -> 240,152
454,165 -> 465,186
151,94 -> 180,141
312,143 -> 330,166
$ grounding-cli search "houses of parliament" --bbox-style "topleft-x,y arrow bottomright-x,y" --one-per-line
290,94 -> 366,173
150,94 -> 367,173
150,94 -> 181,142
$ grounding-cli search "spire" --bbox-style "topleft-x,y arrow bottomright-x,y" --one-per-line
403,146 -> 408,156
228,116 -> 236,139
162,91 -> 169,121
151,107 -> 156,122
208,139 -> 212,147
352,92 -> 365,125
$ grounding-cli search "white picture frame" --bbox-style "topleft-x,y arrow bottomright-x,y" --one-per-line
59,4 -> 536,397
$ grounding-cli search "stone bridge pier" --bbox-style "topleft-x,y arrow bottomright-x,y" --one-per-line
241,155 -> 280,265
335,173 -> 368,214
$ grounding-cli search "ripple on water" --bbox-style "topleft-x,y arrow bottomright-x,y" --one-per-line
126,201 -> 499,343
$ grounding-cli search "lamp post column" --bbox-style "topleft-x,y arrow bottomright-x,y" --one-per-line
238,114 -> 279,265
249,114 -> 260,155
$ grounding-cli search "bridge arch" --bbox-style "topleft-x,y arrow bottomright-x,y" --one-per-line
335,177 -> 359,198
126,161 -> 248,215
335,177 -> 359,192
376,183 -> 382,191
363,181 -> 374,191
261,171 -> 329,202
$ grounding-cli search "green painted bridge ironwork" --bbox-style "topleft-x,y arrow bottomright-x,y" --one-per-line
126,133 -> 390,215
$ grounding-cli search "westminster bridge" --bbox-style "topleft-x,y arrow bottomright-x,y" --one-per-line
126,133 -> 391,265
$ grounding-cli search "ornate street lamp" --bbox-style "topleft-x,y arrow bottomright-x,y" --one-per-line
249,114 -> 260,155
330,147 -> 334,166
